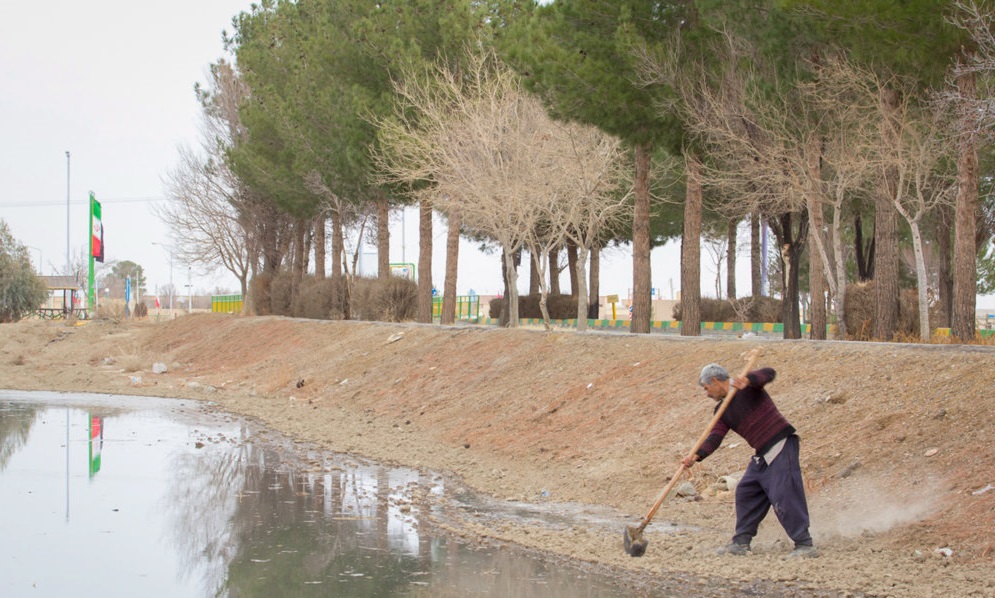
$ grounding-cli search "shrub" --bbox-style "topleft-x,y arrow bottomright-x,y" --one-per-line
247,271 -> 418,323
296,277 -> 342,320
845,281 -> 948,341
843,282 -> 874,339
95,298 -> 127,320
489,294 -> 581,320
351,276 -> 418,322
672,296 -> 782,323
269,274 -> 294,316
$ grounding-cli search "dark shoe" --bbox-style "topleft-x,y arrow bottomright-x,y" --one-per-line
715,542 -> 750,556
785,545 -> 818,559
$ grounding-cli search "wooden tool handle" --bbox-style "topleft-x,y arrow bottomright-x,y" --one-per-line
637,347 -> 762,532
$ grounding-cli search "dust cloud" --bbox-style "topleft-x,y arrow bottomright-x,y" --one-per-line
812,476 -> 939,539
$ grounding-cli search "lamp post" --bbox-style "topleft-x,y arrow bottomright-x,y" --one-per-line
65,151 -> 70,276
151,242 -> 174,313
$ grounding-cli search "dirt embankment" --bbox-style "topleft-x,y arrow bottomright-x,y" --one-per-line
2,315 -> 994,597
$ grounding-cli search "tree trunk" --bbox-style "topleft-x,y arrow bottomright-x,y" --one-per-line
302,220 -> 313,275
575,246 -> 590,332
314,214 -> 326,281
770,210 -> 808,340
588,242 -> 600,320
417,201 -> 433,324
530,253 -> 542,296
952,69 -> 979,342
331,207 -> 343,317
535,251 -> 552,330
831,199 -> 848,338
261,206 -> 281,282
873,87 -> 901,340
751,211 -> 762,298
377,198 -> 390,278
910,221 -> 931,340
854,213 -> 875,282
503,247 -> 520,327
681,154 -> 702,337
808,225 -> 827,340
935,206 -> 953,328
631,142 -> 653,334
566,240 -> 579,297
242,214 -> 260,315
547,248 -> 560,295
441,207 -> 460,325
238,271 -> 251,315
292,219 -> 307,308
872,198 -> 900,341
726,218 -> 737,300
806,147 -> 827,340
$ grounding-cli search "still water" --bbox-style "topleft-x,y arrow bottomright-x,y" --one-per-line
0,391 -> 644,598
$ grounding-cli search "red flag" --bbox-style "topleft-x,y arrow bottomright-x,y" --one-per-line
155,296 -> 160,309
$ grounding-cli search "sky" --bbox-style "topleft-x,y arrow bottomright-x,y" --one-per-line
1,1 -> 991,310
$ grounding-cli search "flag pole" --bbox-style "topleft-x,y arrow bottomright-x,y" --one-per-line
88,191 -> 96,309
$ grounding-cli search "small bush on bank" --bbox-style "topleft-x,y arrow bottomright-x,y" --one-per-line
296,277 -> 343,320
94,299 -> 127,320
252,272 -> 349,320
844,281 -> 947,341
351,276 -> 417,322
269,274 -> 294,316
489,294 -> 580,320
673,296 -> 782,323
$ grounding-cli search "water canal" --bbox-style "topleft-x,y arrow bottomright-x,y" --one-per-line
0,391 -> 652,597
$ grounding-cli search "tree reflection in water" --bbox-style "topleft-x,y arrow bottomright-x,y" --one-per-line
0,401 -> 38,471
0,394 -> 640,597
162,429 -> 627,597
165,430 -> 442,596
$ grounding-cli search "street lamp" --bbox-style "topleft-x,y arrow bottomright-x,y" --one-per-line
151,242 -> 174,313
26,246 -> 43,274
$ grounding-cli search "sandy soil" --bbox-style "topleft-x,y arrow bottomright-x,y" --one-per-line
2,314 -> 994,597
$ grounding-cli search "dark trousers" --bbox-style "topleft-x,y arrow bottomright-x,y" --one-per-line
732,435 -> 813,547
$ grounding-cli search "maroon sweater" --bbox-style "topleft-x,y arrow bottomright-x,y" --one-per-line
695,367 -> 795,461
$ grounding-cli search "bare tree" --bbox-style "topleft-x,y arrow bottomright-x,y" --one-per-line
374,49 -> 629,329
801,56 -> 884,338
702,232 -> 727,300
535,121 -> 631,331
159,60 -> 260,313
160,147 -> 253,301
869,77 -> 958,339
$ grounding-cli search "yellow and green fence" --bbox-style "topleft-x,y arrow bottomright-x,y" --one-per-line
482,318 -> 821,335
211,294 -> 243,313
432,295 -> 480,321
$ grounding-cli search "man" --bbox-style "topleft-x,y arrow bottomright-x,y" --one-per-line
681,363 -> 817,559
